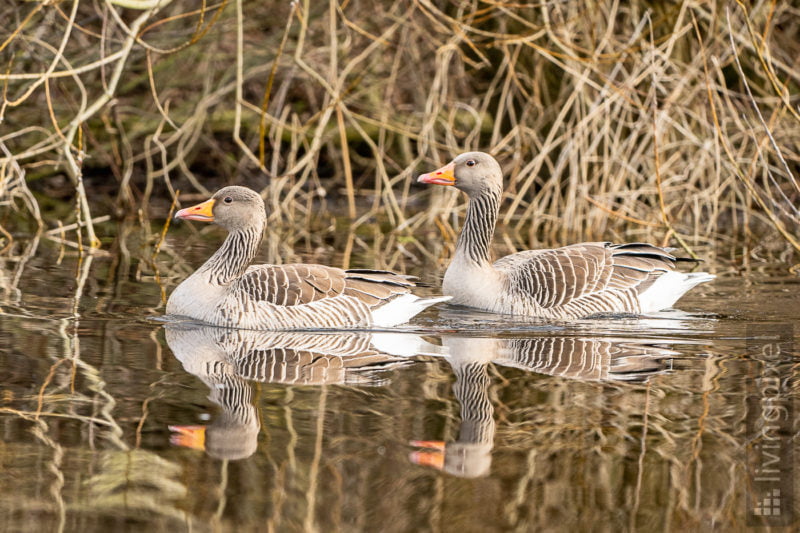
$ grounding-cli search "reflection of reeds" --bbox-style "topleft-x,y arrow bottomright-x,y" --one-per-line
0,2 -> 797,258
1,295 -> 797,530
0,314 -> 204,530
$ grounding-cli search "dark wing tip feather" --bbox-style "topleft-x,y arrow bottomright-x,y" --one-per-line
610,242 -> 701,263
345,269 -> 417,288
346,268 -> 416,278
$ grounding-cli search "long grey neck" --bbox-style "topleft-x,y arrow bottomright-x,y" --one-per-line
455,188 -> 500,266
198,224 -> 264,285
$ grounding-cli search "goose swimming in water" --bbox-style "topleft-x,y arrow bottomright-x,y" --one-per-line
417,152 -> 714,319
166,186 -> 450,329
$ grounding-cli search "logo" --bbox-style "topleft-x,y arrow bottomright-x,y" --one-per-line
745,324 -> 794,526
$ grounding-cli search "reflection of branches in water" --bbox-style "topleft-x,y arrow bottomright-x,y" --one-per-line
498,357 -> 763,530
0,314 -> 199,530
1,316 -> 795,529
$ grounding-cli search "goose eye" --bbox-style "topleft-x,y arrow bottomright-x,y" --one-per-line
465,159 -> 477,167
223,196 -> 233,204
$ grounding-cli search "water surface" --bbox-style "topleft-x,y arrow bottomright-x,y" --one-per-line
0,225 -> 797,531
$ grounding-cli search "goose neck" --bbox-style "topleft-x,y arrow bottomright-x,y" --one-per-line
455,189 -> 499,266
199,225 -> 264,285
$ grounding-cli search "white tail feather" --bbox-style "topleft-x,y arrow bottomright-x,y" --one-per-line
370,294 -> 452,327
638,271 -> 715,313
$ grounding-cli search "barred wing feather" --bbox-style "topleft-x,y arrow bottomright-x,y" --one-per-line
498,243 -> 679,311
234,265 -> 414,309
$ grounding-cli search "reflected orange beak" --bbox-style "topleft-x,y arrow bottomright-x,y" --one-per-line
169,425 -> 207,451
409,440 -> 445,470
175,198 -> 215,222
417,162 -> 456,186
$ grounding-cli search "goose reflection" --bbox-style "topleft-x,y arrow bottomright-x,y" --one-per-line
165,323 -> 439,460
410,336 -> 676,478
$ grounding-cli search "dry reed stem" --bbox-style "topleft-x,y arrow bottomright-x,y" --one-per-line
258,1 -> 296,167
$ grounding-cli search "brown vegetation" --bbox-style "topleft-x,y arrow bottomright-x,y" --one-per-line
1,0 -> 799,264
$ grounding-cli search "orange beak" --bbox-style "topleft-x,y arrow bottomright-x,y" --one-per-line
175,198 -> 215,222
169,425 -> 207,451
409,440 -> 446,470
417,162 -> 455,186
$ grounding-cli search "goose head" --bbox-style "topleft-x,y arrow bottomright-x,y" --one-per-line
417,151 -> 503,197
175,186 -> 265,232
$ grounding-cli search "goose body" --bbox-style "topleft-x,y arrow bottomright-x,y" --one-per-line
167,186 -> 449,329
418,152 -> 714,319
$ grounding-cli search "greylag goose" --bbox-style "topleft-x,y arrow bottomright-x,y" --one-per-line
410,335 -> 674,477
417,152 -> 714,319
166,186 -> 450,329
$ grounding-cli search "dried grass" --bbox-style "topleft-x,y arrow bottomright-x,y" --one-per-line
0,0 -> 797,264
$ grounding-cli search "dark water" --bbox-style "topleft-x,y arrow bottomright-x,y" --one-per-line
1,224 -> 798,532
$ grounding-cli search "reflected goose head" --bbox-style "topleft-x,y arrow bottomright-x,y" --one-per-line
170,417 -> 260,462
175,186 -> 265,232
410,441 -> 492,479
418,151 -> 503,197
206,415 -> 260,461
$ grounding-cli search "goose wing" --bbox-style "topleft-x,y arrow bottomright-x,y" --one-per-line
496,242 -> 678,309
233,264 -> 414,308
341,268 -> 415,307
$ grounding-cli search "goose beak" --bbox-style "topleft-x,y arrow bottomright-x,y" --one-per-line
169,425 -> 207,451
417,162 -> 456,186
409,440 -> 446,470
175,198 -> 215,221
